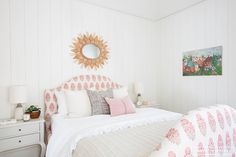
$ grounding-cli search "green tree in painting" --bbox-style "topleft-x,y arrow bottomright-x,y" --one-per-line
212,54 -> 222,75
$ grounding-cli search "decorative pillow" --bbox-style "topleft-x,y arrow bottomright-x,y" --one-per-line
113,87 -> 128,98
105,96 -> 136,116
87,89 -> 113,115
64,90 -> 91,117
55,91 -> 68,115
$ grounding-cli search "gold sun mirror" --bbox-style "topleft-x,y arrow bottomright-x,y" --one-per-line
71,33 -> 109,69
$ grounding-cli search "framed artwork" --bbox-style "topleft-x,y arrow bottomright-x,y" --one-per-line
183,46 -> 222,76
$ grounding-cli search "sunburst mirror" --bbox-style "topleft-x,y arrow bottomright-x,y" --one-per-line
71,33 -> 109,69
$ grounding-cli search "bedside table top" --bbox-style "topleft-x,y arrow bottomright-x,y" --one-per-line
0,118 -> 44,129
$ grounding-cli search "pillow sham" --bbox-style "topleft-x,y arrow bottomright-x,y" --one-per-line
64,90 -> 91,117
87,89 -> 113,115
105,96 -> 136,117
55,91 -> 68,115
113,87 -> 128,98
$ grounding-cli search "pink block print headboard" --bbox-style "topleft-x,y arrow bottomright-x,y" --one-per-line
44,74 -> 121,143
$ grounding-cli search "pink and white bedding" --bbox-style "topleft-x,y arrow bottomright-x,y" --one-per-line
44,75 -> 236,157
149,105 -> 236,157
46,108 -> 182,157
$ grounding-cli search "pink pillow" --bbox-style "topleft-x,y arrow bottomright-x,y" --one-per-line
105,96 -> 136,116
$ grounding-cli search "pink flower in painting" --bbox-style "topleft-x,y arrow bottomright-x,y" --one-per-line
207,112 -> 216,132
181,119 -> 196,140
184,147 -> 193,157
233,128 -> 236,147
232,153 -> 235,157
226,132 -> 231,151
196,114 -> 207,136
230,109 -> 236,124
166,128 -> 180,145
45,93 -> 51,102
218,134 -> 224,154
168,151 -> 176,157
198,142 -> 205,157
77,83 -> 82,90
208,138 -> 215,157
217,110 -> 224,130
225,109 -> 232,126
71,83 -> 75,90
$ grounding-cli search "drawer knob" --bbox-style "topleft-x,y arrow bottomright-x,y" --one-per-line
19,129 -> 21,131
19,140 -> 21,143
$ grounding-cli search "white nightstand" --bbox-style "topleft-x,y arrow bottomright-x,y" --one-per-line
0,118 -> 45,157
138,104 -> 161,109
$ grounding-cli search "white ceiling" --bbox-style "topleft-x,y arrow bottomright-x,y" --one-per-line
78,0 -> 205,21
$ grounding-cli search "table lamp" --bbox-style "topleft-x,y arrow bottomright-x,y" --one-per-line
9,85 -> 27,120
134,82 -> 144,106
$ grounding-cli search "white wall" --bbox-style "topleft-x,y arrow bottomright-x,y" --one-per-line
0,0 -> 158,119
156,0 -> 236,113
1,0 -> 235,119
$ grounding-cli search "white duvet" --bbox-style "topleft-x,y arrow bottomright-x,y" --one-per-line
46,108 -> 182,157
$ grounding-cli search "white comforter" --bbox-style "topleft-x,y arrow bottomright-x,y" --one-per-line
46,108 -> 182,157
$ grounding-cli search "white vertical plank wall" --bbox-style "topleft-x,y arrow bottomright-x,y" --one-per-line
156,0 -> 236,113
0,0 -> 157,119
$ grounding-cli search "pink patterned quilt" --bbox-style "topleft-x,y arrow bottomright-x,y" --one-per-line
149,105 -> 236,157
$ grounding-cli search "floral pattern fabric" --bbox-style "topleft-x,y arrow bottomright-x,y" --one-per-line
149,105 -> 236,157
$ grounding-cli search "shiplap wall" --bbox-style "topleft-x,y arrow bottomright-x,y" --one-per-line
0,0 -> 158,119
156,0 -> 236,113
1,0 -> 235,118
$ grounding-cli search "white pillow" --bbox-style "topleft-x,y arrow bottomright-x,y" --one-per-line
113,87 -> 129,98
64,90 -> 91,117
55,91 -> 68,115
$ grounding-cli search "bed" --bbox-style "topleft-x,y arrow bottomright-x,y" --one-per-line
44,74 -> 182,157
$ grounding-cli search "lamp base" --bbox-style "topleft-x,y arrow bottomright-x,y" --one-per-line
15,103 -> 24,120
136,95 -> 143,106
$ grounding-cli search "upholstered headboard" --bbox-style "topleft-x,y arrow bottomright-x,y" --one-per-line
44,74 -> 121,143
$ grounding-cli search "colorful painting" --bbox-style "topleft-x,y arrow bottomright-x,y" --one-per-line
183,46 -> 222,76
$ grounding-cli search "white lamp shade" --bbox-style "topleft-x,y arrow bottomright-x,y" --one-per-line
134,82 -> 144,94
9,85 -> 27,104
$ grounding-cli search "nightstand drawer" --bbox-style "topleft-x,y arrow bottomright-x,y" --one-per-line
0,123 -> 39,139
0,133 -> 39,152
